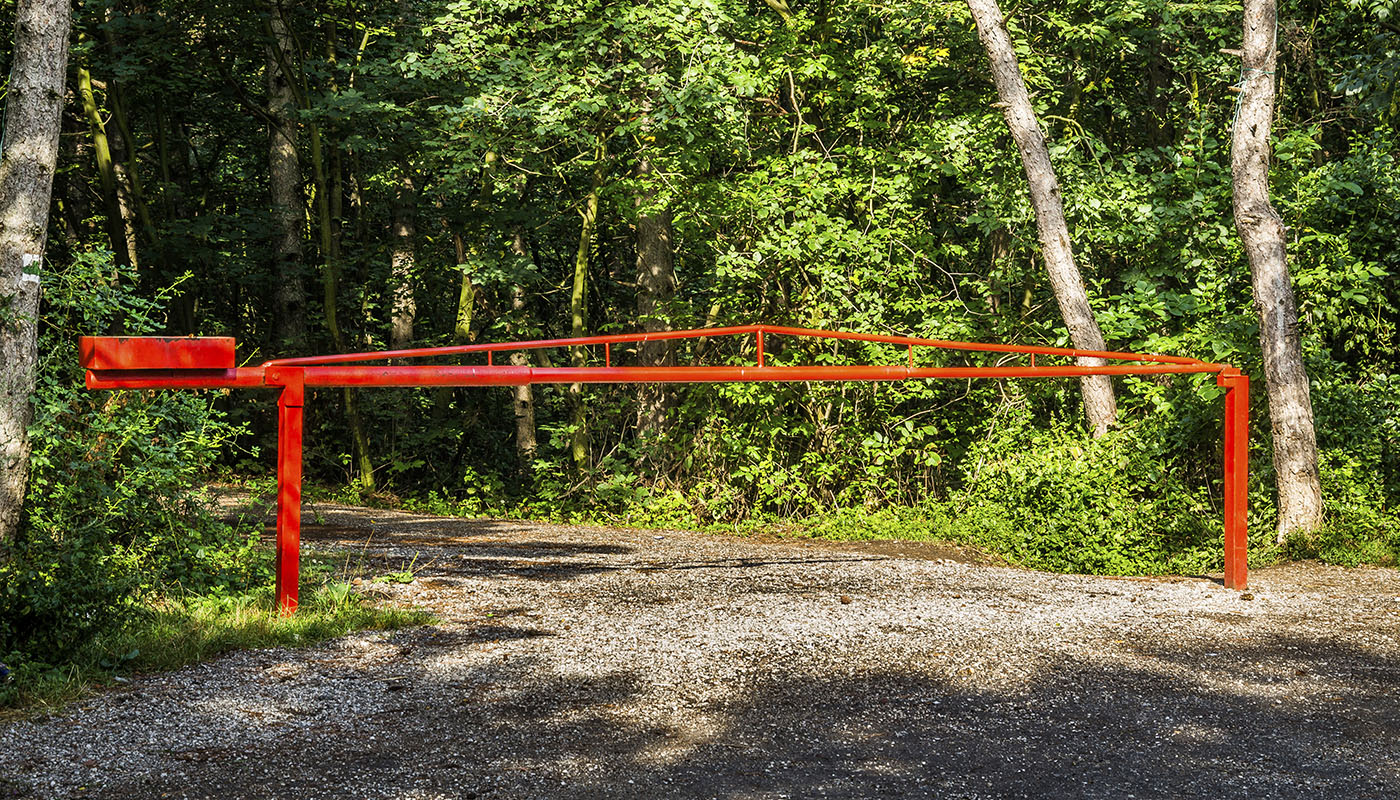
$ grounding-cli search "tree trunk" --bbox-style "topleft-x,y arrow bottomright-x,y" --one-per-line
1232,0 -> 1324,541
0,0 -> 71,542
509,231 -> 537,469
569,158 -> 602,472
763,0 -> 795,23
266,0 -> 306,351
108,121 -> 141,272
102,20 -> 156,250
987,227 -> 1011,315
77,63 -> 133,271
453,151 -> 495,345
389,166 -> 416,349
966,0 -> 1118,437
304,29 -> 374,493
634,155 -> 677,442
450,230 -> 473,344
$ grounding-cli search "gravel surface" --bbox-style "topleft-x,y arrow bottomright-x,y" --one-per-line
3,501 -> 1400,799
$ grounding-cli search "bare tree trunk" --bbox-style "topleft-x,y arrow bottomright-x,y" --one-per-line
109,124 -> 140,272
390,0 -> 418,354
987,227 -> 1011,315
763,0 -> 795,23
1,0 -> 71,542
569,158 -> 603,472
101,22 -> 157,253
634,155 -> 677,442
1232,0 -> 1324,541
389,166 -> 416,349
452,151 -> 495,345
266,0 -> 306,351
509,230 -> 537,469
966,0 -> 1118,437
304,27 -> 374,493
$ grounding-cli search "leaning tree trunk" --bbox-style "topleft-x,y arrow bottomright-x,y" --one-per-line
0,0 -> 71,543
266,0 -> 306,351
634,155 -> 677,443
77,62 -> 133,271
966,0 -> 1118,437
1232,0 -> 1324,541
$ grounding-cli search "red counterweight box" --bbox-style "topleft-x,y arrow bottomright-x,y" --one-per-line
79,336 -> 236,371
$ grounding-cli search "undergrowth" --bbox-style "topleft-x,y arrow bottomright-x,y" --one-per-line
296,415 -> 1399,577
0,257 -> 432,714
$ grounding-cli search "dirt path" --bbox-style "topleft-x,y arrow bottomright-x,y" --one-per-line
4,502 -> 1400,799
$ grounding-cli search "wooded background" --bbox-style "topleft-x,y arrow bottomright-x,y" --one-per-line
4,0 -> 1398,582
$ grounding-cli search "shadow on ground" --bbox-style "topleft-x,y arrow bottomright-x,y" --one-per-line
101,626 -> 1398,800
157,496 -> 1397,799
288,514 -> 896,587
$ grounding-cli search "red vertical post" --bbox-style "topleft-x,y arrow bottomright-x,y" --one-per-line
1218,368 -> 1249,590
274,370 -> 306,614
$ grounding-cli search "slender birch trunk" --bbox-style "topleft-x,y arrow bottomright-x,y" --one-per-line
1,0 -> 71,542
1231,0 -> 1324,540
966,0 -> 1118,437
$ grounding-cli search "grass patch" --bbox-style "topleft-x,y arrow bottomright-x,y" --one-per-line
1,573 -> 431,716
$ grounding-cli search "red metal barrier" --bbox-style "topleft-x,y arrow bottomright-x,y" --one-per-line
80,325 -> 1251,613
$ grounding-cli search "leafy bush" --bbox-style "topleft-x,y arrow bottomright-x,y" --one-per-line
0,253 -> 261,665
801,415 -> 1229,576
950,420 -> 1229,575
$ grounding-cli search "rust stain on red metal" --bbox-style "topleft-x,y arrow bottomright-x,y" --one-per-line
82,324 -> 1250,613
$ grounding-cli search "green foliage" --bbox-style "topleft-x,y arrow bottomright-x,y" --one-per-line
0,254 -> 259,666
950,421 -> 1226,575
799,415 -> 1230,576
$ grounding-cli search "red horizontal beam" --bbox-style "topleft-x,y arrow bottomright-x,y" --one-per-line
85,367 -> 267,390
85,362 -> 1225,391
280,365 -> 531,387
261,325 -> 1213,369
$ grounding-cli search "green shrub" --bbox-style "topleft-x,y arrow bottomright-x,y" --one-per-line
947,421 -> 1223,574
0,253 -> 262,665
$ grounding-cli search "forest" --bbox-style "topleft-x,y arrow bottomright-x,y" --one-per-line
0,0 -> 1396,699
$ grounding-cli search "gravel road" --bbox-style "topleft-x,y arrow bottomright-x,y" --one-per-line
3,501 -> 1399,799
